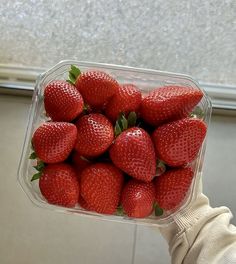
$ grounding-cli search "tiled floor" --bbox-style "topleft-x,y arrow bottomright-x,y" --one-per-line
0,94 -> 235,264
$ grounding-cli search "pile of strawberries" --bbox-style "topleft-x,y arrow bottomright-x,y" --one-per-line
30,65 -> 207,218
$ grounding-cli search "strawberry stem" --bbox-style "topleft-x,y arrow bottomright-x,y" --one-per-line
116,205 -> 124,216
67,65 -> 81,85
83,103 -> 92,114
79,156 -> 89,162
156,160 -> 166,176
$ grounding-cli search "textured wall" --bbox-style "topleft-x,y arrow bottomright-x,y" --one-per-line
0,0 -> 236,85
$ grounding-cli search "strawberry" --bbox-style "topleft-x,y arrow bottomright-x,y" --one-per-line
121,179 -> 155,218
109,127 -> 156,182
155,167 -> 194,211
78,196 -> 92,210
32,122 -> 77,163
38,163 -> 79,207
80,163 -> 124,214
153,118 -> 207,167
75,113 -> 114,157
71,151 -> 91,179
44,80 -> 84,122
140,85 -> 203,126
105,84 -> 142,122
68,65 -> 119,108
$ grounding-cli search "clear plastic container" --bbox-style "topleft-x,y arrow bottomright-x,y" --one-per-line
17,60 -> 212,226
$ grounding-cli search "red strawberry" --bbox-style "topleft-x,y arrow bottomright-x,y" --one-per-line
155,167 -> 194,211
80,163 -> 124,214
121,179 -> 155,218
39,163 -> 79,207
78,196 -> 92,210
105,84 -> 142,122
153,118 -> 207,167
140,86 -> 203,126
32,122 -> 77,163
44,80 -> 84,122
109,127 -> 156,182
74,69 -> 119,108
71,151 -> 91,179
75,114 -> 114,157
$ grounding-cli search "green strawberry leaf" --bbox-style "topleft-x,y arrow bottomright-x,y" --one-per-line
127,111 -> 137,127
33,161 -> 45,171
190,106 -> 204,119
71,65 -> 81,77
121,115 -> 128,130
29,152 -> 37,159
69,72 -> 76,83
67,65 -> 81,85
154,202 -> 164,216
117,112 -> 124,126
66,79 -> 74,85
114,112 -> 138,137
155,206 -> 164,216
31,171 -> 42,182
115,120 -> 122,137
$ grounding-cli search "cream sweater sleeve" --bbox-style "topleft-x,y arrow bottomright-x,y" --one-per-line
159,193 -> 236,264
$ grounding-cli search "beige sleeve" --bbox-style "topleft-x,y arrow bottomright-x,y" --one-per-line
159,193 -> 236,264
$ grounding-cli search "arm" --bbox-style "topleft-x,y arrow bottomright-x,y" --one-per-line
159,191 -> 236,263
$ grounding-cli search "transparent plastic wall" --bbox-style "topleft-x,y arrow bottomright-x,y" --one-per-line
0,0 -> 235,85
18,60 -> 212,226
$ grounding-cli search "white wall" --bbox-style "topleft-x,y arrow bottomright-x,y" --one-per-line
203,115 -> 236,220
0,95 -> 235,264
